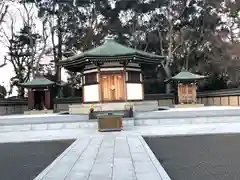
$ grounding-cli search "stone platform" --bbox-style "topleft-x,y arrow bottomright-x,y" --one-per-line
174,103 -> 204,108
69,101 -> 159,114
1,106 -> 240,133
69,103 -> 129,114
24,110 -> 54,115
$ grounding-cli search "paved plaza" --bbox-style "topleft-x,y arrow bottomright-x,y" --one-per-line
1,107 -> 240,180
0,140 -> 73,180
145,134 -> 240,180
0,122 -> 240,179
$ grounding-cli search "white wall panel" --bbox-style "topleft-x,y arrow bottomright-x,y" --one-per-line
84,85 -> 99,102
127,83 -> 143,100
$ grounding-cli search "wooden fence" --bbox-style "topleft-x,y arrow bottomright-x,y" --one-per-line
197,89 -> 240,106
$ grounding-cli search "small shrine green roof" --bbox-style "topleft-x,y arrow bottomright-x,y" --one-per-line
19,77 -> 56,88
167,71 -> 206,82
60,39 -> 165,69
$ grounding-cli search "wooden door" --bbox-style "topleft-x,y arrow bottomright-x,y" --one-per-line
101,74 -> 124,101
178,83 -> 196,104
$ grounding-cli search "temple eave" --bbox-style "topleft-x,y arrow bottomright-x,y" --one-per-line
20,85 -> 52,89
61,57 -> 161,70
60,53 -> 163,67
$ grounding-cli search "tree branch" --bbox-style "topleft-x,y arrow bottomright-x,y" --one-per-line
0,3 -> 8,26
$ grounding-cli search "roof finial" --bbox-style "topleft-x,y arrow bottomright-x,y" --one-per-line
181,66 -> 186,72
104,34 -> 115,43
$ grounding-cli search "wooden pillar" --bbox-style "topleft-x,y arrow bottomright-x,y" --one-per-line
191,83 -> 197,103
45,90 -> 51,109
123,64 -> 127,101
28,89 -> 34,110
97,66 -> 102,103
81,69 -> 85,103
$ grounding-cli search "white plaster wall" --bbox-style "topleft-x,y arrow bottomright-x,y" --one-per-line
127,83 -> 143,100
84,85 -> 99,102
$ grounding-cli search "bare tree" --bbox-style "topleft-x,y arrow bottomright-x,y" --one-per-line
18,2 -> 37,78
20,1 -> 50,77
0,0 -> 9,27
0,1 -> 10,68
35,18 -> 49,76
1,7 -> 40,96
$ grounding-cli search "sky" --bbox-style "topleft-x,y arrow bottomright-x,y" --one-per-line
0,2 -> 68,96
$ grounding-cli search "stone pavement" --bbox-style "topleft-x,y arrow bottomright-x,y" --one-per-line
35,135 -> 169,180
2,122 -> 240,180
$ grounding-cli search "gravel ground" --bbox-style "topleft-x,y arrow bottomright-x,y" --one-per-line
144,134 -> 240,180
0,140 -> 74,180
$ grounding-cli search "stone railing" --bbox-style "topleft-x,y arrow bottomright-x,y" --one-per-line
145,93 -> 175,106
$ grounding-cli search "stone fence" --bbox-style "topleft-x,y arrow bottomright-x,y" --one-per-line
2,88 -> 240,115
0,99 -> 28,115
54,97 -> 82,112
145,88 -> 240,107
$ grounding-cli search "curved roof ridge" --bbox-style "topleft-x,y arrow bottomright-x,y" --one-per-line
61,39 -> 164,62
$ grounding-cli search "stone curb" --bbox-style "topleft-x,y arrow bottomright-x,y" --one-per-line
0,117 -> 134,126
134,116 -> 240,126
139,136 -> 171,180
0,119 -> 135,133
135,109 -> 240,119
34,139 -> 80,180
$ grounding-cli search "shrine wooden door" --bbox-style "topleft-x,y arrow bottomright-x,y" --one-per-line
178,83 -> 197,104
101,74 -> 124,101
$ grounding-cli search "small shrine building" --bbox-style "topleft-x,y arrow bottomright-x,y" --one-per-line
168,70 -> 206,105
19,77 -> 58,113
59,38 -> 164,113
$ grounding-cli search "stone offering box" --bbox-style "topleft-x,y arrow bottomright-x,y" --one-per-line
97,113 -> 123,132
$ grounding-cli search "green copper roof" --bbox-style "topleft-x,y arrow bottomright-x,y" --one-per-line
20,77 -> 55,88
170,71 -> 206,81
60,39 -> 164,66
